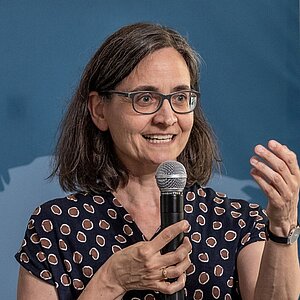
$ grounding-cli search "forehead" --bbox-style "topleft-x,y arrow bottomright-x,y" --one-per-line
117,47 -> 191,90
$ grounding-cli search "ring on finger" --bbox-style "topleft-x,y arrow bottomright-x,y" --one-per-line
161,267 -> 168,280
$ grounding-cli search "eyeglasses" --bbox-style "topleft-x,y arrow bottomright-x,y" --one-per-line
101,90 -> 200,115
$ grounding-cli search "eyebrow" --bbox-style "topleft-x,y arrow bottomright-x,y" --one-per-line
131,85 -> 191,92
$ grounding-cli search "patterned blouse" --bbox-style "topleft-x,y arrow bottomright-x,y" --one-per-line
15,182 -> 267,300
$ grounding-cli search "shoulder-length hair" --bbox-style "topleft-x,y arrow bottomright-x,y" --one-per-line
51,22 -> 220,194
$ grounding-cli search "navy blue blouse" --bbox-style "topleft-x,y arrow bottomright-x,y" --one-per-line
16,183 -> 267,299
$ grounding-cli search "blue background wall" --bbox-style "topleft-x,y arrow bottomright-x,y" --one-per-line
1,1 -> 299,299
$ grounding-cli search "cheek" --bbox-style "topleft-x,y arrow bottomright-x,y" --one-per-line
181,115 -> 194,134
107,114 -> 143,142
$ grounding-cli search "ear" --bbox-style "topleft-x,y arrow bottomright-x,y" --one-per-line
88,91 -> 109,131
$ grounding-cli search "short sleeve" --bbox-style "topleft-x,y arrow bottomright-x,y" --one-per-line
235,201 -> 268,253
15,205 -> 57,286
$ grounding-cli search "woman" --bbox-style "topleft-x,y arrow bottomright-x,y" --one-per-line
16,23 -> 300,299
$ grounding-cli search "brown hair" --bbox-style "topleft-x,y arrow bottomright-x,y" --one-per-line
51,22 -> 220,193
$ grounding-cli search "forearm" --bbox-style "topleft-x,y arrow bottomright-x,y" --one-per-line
254,240 -> 300,300
78,259 -> 125,300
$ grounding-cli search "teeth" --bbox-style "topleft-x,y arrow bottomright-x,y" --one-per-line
143,134 -> 174,143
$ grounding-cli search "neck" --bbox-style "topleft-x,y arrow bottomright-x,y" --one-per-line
114,172 -> 160,206
113,172 -> 161,240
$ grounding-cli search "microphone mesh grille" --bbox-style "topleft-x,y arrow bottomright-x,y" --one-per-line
155,160 -> 187,192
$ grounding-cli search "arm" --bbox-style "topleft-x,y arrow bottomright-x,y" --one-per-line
17,220 -> 191,299
238,240 -> 299,300
17,266 -> 58,300
238,140 -> 300,300
255,239 -> 299,299
17,259 -> 124,300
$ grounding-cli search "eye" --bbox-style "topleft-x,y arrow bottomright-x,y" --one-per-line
173,92 -> 188,104
134,92 -> 156,107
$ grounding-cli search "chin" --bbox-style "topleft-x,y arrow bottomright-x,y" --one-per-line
151,156 -> 178,166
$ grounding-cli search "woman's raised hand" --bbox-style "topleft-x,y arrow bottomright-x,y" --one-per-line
250,139 -> 300,235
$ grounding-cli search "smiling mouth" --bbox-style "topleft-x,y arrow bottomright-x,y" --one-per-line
143,134 -> 175,143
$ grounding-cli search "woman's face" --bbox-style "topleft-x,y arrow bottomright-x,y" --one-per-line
90,47 -> 194,175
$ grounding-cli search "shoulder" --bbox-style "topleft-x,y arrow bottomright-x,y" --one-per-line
185,182 -> 228,202
37,191 -> 112,210
185,183 -> 267,251
29,191 -> 114,227
185,182 -> 267,220
184,183 -> 268,242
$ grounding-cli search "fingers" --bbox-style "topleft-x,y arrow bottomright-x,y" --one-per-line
143,222 -> 191,276
250,140 -> 299,198
154,237 -> 191,295
142,232 -> 191,292
250,139 -> 299,227
160,237 -> 192,270
267,140 -> 300,177
110,221 -> 191,294
162,239 -> 192,279
156,272 -> 187,295
125,220 -> 190,269
149,220 -> 190,254
250,153 -> 286,201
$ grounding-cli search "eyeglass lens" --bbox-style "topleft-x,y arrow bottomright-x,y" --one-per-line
132,91 -> 198,114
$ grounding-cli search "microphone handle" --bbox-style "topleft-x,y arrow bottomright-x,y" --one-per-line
163,290 -> 185,300
161,212 -> 184,254
160,192 -> 185,300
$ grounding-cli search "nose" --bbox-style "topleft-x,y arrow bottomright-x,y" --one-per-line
152,98 -> 177,126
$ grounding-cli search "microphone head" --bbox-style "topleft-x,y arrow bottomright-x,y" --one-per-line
155,160 -> 187,193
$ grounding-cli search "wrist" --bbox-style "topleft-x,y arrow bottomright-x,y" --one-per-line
266,220 -> 300,245
268,222 -> 293,237
79,256 -> 125,299
97,256 -> 126,298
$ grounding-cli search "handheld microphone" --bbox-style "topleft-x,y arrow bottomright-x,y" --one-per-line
155,160 -> 187,300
